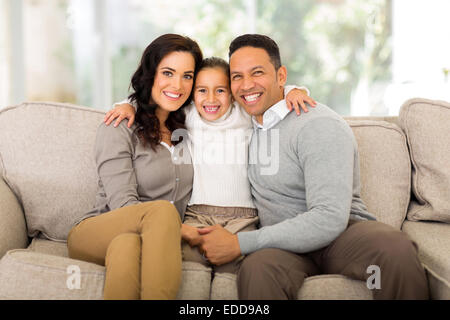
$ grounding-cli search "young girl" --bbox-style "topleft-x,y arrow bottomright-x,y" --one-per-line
105,57 -> 316,275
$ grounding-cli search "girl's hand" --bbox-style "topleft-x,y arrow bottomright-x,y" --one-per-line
181,224 -> 202,247
286,88 -> 317,115
104,103 -> 136,128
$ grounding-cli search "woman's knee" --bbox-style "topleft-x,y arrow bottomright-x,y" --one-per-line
67,224 -> 83,259
140,200 -> 182,229
67,222 -> 104,265
106,233 -> 141,263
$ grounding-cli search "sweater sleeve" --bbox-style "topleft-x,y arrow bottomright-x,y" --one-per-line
94,122 -> 141,210
238,118 -> 354,254
284,85 -> 310,97
113,98 -> 137,110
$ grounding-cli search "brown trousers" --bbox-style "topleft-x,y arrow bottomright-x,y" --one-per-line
67,200 -> 182,300
237,220 -> 430,300
182,204 -> 259,274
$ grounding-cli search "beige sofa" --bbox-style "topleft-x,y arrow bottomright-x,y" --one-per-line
0,98 -> 449,300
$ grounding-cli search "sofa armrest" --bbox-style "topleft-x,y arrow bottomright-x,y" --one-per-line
0,177 -> 29,258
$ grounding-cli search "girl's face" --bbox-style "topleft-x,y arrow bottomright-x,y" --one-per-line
151,51 -> 196,115
193,67 -> 232,122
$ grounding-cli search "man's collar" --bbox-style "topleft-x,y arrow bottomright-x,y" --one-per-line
252,99 -> 291,130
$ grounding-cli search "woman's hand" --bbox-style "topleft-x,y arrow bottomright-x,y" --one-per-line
104,103 -> 136,128
181,224 -> 202,247
286,88 -> 317,115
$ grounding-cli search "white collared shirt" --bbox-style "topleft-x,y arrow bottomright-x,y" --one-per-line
251,85 -> 309,131
251,99 -> 291,131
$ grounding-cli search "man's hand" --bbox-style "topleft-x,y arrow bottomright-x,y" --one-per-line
196,225 -> 242,266
104,103 -> 136,128
286,88 -> 317,115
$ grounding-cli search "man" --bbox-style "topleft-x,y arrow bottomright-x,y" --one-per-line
196,34 -> 429,300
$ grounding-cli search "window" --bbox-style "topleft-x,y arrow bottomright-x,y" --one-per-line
1,0 -> 449,115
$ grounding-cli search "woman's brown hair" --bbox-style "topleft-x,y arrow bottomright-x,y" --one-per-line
128,34 -> 203,150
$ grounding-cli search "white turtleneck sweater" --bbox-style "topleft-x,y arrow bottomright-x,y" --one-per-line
184,101 -> 255,208
115,85 -> 306,209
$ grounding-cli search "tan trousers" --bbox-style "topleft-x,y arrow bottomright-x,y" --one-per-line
67,200 -> 182,300
182,204 -> 259,274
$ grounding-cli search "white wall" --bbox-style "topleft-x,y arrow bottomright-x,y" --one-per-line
386,0 -> 450,114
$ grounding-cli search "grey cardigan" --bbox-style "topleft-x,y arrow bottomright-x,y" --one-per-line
77,121 -> 193,225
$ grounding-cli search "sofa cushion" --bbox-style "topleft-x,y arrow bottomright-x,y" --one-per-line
0,102 -> 105,241
398,98 -> 450,223
176,262 -> 212,300
0,249 -> 105,299
298,275 -> 373,300
210,273 -> 238,300
26,238 -> 212,299
0,177 -> 29,258
28,237 -> 70,257
345,119 -> 411,229
208,272 -> 373,300
402,220 -> 450,299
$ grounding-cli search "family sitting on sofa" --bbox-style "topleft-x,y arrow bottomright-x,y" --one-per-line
66,33 -> 429,300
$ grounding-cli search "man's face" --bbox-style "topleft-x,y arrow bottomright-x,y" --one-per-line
229,46 -> 287,123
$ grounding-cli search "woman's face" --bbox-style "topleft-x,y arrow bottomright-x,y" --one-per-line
193,67 -> 232,122
151,51 -> 196,114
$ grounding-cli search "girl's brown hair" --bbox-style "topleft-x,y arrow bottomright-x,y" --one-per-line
198,56 -> 230,83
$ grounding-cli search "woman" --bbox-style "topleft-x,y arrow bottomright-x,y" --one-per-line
67,34 -> 203,300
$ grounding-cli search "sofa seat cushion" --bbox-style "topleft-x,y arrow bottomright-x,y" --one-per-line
345,119 -> 411,229
176,262 -> 212,300
399,98 -> 450,223
0,249 -> 105,299
25,238 -> 212,299
402,220 -> 450,299
210,272 -> 238,300
209,273 -> 372,300
298,275 -> 373,300
28,237 -> 69,257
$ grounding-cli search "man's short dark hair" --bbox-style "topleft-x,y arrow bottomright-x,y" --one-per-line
228,34 -> 282,70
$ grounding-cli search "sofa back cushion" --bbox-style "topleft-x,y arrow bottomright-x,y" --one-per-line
0,102 -> 104,241
345,119 -> 411,229
399,98 -> 450,223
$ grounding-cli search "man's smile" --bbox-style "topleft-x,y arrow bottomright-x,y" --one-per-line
241,92 -> 263,104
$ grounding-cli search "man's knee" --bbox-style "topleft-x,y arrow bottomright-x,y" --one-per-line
371,228 -> 418,262
238,249 -> 311,300
239,248 -> 287,278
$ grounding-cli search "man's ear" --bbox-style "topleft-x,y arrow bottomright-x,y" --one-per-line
277,65 -> 287,87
